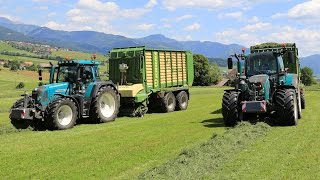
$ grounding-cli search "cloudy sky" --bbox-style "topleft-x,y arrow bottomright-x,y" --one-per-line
0,0 -> 319,56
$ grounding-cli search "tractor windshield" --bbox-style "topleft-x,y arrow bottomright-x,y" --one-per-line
56,66 -> 77,83
246,53 -> 277,76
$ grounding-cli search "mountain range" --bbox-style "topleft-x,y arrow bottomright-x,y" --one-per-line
0,17 -> 318,77
0,17 -> 244,58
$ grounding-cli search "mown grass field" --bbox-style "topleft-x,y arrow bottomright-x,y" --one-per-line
0,79 -> 225,179
0,66 -> 320,179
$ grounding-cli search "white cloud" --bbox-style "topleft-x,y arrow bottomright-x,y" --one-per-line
32,0 -> 60,3
241,22 -> 271,32
163,24 -> 171,28
136,23 -> 155,31
162,0 -> 270,11
269,26 -> 320,56
272,1 -> 320,23
145,0 -> 158,9
47,0 -> 157,35
171,34 -> 193,41
44,21 -> 66,29
219,11 -> 243,19
185,23 -> 201,31
162,0 -> 243,11
271,13 -> 286,19
287,0 -> 320,20
36,6 -> 48,10
47,12 -> 56,17
176,14 -> 194,21
215,24 -> 320,56
0,13 -> 19,22
248,16 -> 259,23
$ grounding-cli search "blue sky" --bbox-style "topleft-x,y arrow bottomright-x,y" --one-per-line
0,0 -> 319,56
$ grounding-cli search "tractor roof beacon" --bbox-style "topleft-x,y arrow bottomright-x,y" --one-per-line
9,59 -> 120,130
222,43 -> 304,127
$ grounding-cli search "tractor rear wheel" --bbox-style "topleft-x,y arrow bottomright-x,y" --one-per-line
45,97 -> 78,130
90,86 -> 119,123
275,89 -> 298,126
175,91 -> 188,111
162,92 -> 176,113
10,98 -> 31,129
222,91 -> 240,127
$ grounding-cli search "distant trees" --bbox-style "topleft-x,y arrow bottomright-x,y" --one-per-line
3,60 -> 39,71
9,61 -> 21,71
193,54 -> 222,86
301,67 -> 316,86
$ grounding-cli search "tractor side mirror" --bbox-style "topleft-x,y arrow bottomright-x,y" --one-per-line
227,58 -> 233,69
288,51 -> 294,64
38,69 -> 42,81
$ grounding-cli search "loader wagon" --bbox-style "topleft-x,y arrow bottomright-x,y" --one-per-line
109,46 -> 194,117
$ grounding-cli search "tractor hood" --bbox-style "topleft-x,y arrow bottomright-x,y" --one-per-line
44,82 -> 71,96
34,82 -> 71,108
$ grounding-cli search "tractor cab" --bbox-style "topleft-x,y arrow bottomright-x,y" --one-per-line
39,60 -> 101,99
246,52 -> 284,77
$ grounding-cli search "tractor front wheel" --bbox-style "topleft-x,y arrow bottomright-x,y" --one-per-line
275,89 -> 298,126
90,86 -> 119,123
45,98 -> 78,130
222,91 -> 240,127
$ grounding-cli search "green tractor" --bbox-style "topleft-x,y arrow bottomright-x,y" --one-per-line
222,43 -> 305,126
9,60 -> 120,130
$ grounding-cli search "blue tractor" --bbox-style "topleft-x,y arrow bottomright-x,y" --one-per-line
9,60 -> 120,130
222,43 -> 304,126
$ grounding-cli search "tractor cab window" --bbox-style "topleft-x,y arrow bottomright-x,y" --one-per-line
82,66 -> 93,83
247,53 -> 277,76
57,66 -> 78,83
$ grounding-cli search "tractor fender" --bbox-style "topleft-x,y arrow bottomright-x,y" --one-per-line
91,81 -> 119,98
284,73 -> 298,89
53,94 -> 81,118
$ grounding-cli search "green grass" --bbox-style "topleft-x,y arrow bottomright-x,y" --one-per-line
139,122 -> 271,179
0,54 -> 54,64
0,42 -> 37,56
1,63 -> 320,179
211,88 -> 320,179
0,86 -> 226,179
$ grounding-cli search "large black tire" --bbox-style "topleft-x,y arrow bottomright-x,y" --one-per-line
222,91 -> 240,127
45,98 -> 78,130
90,86 -> 119,123
10,98 -> 31,129
301,93 -> 305,109
175,91 -> 188,111
162,92 -> 176,113
275,89 -> 298,126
